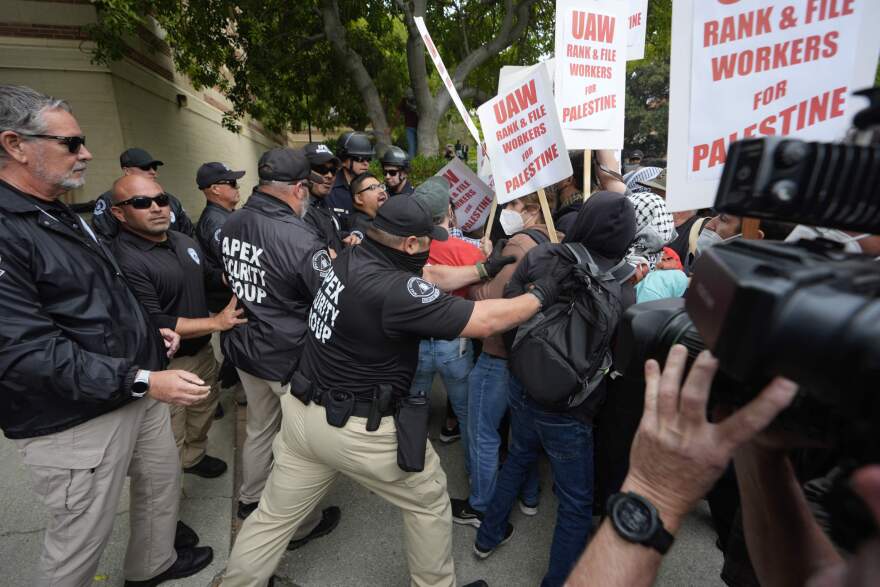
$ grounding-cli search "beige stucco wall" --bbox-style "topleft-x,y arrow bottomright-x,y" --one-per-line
0,8 -> 286,219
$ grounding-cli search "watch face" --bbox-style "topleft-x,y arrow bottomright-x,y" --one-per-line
613,496 -> 656,541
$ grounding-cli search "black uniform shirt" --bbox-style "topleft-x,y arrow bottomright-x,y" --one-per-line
343,209 -> 373,239
112,229 -> 211,356
305,196 -> 344,252
326,171 -> 353,221
298,238 -> 474,400
195,201 -> 234,312
392,180 -> 415,197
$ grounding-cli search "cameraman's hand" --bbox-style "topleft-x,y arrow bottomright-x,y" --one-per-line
624,345 -> 798,530
148,370 -> 211,406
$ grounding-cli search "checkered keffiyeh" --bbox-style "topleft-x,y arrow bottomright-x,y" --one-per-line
449,227 -> 482,249
624,166 -> 662,193
627,191 -> 677,267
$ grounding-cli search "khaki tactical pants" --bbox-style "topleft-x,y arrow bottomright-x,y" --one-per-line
236,369 -> 321,538
15,397 -> 180,586
222,394 -> 455,587
169,343 -> 220,468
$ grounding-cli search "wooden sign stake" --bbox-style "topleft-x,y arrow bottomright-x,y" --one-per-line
583,149 -> 592,201
537,187 -> 559,243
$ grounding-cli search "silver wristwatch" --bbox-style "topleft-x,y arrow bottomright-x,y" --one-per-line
131,369 -> 151,398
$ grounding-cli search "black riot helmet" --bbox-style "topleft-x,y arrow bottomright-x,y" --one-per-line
380,145 -> 410,170
337,131 -> 375,160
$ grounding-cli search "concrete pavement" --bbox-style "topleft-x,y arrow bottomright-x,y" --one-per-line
0,384 -> 726,586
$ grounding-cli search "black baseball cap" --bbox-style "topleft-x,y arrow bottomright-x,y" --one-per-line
258,148 -> 311,182
303,142 -> 340,166
372,195 -> 448,241
196,162 -> 246,189
120,147 -> 163,168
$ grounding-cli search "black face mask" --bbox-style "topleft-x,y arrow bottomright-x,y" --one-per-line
367,238 -> 430,274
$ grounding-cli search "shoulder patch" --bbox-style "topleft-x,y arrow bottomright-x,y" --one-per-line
93,198 -> 107,216
187,247 -> 200,265
213,227 -> 222,242
0,255 -> 5,279
406,276 -> 440,304
311,249 -> 332,275
170,210 -> 177,224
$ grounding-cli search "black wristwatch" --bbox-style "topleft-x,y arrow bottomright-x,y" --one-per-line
607,492 -> 675,554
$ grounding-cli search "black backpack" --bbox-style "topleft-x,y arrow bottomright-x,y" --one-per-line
508,243 -> 626,409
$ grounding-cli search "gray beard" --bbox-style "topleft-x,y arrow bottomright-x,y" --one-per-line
298,195 -> 310,219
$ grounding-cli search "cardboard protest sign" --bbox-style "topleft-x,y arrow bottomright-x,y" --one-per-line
414,17 -> 482,145
554,0 -> 627,137
478,64 -> 573,204
436,158 -> 494,232
667,0 -> 880,212
627,0 -> 648,61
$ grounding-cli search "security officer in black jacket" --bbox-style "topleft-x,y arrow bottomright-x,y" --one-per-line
92,147 -> 195,240
0,85 -> 213,587
302,142 -> 345,253
326,131 -> 374,221
220,147 -> 341,542
194,161 -> 244,312
381,145 -> 415,196
223,195 -> 568,587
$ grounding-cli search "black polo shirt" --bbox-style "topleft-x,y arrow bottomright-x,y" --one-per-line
112,229 -> 211,357
298,238 -> 474,400
391,180 -> 415,197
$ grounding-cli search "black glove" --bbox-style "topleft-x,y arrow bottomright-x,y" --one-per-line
527,262 -> 573,309
476,238 -> 516,279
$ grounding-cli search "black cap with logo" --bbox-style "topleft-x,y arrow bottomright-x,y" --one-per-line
258,148 -> 311,182
196,162 -> 246,189
303,143 -> 340,166
372,195 -> 448,241
120,147 -> 163,169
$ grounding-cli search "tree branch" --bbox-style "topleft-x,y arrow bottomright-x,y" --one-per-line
319,0 -> 390,146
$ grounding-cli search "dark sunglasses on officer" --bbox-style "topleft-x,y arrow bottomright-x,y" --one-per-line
312,164 -> 337,176
113,193 -> 171,209
214,179 -> 238,189
20,133 -> 86,154
138,163 -> 160,172
383,167 -> 401,178
349,156 -> 370,163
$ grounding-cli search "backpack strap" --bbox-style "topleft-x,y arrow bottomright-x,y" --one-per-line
688,217 -> 709,257
519,228 -> 550,247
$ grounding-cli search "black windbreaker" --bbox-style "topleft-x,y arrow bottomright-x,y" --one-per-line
219,190 -> 325,382
0,181 -> 166,439
195,201 -> 234,312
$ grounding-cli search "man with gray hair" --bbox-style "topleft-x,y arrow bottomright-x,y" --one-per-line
0,84 -> 214,585
219,147 -> 342,545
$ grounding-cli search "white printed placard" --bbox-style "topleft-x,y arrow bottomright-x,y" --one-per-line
436,158 -> 494,232
478,64 -> 573,204
627,0 -> 648,61
554,0 -> 627,131
414,17 -> 482,146
666,0 -> 880,212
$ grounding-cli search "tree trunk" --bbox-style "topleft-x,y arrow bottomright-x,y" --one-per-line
399,0 -> 537,157
319,0 -> 391,150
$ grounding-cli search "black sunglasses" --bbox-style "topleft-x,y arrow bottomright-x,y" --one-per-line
313,165 -> 337,176
350,156 -> 371,163
383,168 -> 400,177
138,164 -> 160,172
21,133 -> 86,154
215,179 -> 238,188
114,193 -> 171,209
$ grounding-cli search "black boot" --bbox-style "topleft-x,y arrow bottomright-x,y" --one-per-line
123,546 -> 213,586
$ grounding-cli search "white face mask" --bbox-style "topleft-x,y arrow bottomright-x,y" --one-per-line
696,229 -> 723,253
500,208 -> 525,236
785,225 -> 868,254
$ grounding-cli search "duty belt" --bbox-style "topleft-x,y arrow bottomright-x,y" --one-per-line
290,371 -> 394,431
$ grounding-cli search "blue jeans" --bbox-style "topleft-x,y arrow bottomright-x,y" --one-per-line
466,354 -> 539,511
410,338 -> 473,469
477,376 -> 595,587
405,126 -> 418,159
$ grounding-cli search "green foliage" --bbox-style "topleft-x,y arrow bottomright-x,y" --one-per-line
624,0 -> 673,158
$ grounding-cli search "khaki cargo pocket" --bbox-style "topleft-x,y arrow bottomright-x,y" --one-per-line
18,439 -> 104,516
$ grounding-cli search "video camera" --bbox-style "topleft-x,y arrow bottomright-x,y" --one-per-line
615,87 -> 880,550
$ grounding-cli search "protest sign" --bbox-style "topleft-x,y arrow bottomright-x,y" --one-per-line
667,0 -> 880,212
436,157 -> 494,232
554,0 -> 627,138
414,16 -> 482,145
627,0 -> 648,61
478,64 -> 573,204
